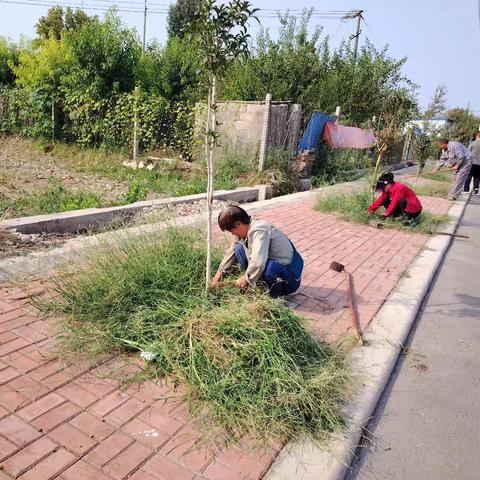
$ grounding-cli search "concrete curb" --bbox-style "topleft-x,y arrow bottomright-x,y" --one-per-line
0,187 -> 261,235
264,195 -> 470,480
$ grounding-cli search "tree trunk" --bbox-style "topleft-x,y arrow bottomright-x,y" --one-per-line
133,86 -> 139,163
372,146 -> 385,200
51,92 -> 55,144
205,75 -> 216,289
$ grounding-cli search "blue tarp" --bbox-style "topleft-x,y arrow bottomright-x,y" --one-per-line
297,112 -> 336,152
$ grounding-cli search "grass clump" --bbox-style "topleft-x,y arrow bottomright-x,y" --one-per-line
0,180 -> 105,218
404,181 -> 449,198
419,171 -> 453,183
315,189 -> 449,235
39,227 -> 348,444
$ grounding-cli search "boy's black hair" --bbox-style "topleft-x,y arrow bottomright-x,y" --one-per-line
438,138 -> 449,145
218,205 -> 251,231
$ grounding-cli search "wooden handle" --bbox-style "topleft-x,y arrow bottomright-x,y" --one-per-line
437,232 -> 469,239
345,271 -> 364,345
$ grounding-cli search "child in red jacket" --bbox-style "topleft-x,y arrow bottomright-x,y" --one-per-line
368,172 -> 422,220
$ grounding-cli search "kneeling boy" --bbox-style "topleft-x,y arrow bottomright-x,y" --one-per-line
212,206 -> 303,298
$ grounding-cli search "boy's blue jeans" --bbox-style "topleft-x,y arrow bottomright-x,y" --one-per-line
234,244 -> 301,298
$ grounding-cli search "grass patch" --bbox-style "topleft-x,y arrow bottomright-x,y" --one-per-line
47,141 -> 260,197
404,181 -> 450,198
315,189 -> 449,235
419,171 -> 453,183
0,180 -> 105,218
38,228 -> 348,444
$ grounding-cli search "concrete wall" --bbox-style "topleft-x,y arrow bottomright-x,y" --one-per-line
195,100 -> 302,157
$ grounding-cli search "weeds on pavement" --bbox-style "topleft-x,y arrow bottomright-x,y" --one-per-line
38,227 -> 349,445
403,181 -> 450,198
315,189 -> 449,235
419,171 -> 453,183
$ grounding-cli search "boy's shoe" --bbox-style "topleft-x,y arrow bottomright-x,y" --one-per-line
447,196 -> 457,201
474,189 -> 479,194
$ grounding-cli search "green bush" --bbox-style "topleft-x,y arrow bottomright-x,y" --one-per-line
40,227 -> 349,443
312,145 -> 372,186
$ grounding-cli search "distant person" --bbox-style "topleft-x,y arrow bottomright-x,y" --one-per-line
212,205 -> 303,298
368,172 -> 422,220
432,138 -> 472,200
463,132 -> 480,194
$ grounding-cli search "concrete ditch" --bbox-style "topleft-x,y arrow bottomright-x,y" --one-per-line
0,186 -> 264,235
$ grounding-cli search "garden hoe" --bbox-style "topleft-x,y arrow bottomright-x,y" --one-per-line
329,261 -> 364,345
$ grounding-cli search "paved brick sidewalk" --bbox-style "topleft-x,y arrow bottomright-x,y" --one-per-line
0,191 -> 451,480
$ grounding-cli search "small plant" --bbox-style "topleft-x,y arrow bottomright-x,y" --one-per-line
39,227 -> 349,444
121,181 -> 148,204
315,189 -> 449,235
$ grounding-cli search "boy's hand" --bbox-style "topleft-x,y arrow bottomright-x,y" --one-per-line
211,271 -> 223,288
235,275 -> 249,290
431,168 -> 438,174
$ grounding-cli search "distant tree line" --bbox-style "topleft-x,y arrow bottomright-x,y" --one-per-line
0,2 -> 421,157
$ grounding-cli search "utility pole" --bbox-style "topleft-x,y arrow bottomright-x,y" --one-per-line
344,10 -> 363,62
142,0 -> 147,52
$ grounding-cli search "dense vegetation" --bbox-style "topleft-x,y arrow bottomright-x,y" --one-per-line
1,6 -> 418,161
40,227 -> 349,443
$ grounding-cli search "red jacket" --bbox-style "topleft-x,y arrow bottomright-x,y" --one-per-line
368,182 -> 422,217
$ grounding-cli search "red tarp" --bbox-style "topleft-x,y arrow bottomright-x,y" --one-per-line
323,122 -> 376,149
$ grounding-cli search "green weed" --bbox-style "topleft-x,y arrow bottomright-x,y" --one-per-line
404,181 -> 449,198
419,171 -> 453,183
49,141 -> 259,197
121,181 -> 149,204
38,227 -> 348,444
315,189 -> 449,235
0,180 -> 105,218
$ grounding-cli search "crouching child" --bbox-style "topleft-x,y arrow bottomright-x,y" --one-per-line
211,206 -> 303,298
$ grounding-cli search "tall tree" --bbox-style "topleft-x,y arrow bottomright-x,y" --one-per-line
0,37 -> 19,86
187,0 -> 257,288
167,0 -> 202,39
36,6 -> 93,40
424,84 -> 447,119
447,107 -> 480,144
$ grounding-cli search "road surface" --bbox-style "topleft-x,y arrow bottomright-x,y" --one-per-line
346,194 -> 480,480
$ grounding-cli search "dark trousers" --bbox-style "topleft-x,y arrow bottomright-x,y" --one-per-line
382,197 -> 421,220
464,164 -> 480,192
234,244 -> 300,298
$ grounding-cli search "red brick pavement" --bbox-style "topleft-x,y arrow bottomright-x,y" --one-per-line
0,193 -> 451,479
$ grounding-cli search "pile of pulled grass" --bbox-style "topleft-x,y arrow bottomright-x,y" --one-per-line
39,227 -> 348,444
315,189 -> 449,235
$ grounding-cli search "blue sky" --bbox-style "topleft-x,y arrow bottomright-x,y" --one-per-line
1,0 -> 479,113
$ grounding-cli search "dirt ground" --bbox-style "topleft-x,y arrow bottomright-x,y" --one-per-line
0,136 -> 129,203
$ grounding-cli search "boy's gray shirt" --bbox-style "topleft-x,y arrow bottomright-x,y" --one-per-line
218,219 -> 294,287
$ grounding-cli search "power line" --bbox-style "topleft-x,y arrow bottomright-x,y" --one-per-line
0,0 -> 356,18
361,17 -> 381,48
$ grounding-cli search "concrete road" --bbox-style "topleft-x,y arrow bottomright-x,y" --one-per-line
346,195 -> 480,480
